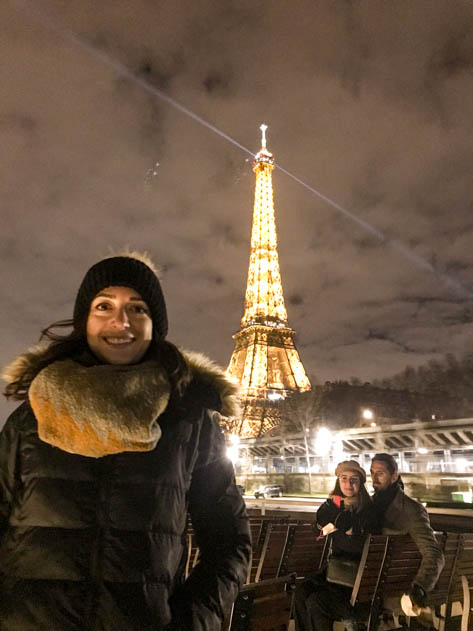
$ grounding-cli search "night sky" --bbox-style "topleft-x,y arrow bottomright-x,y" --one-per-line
2,0 -> 472,422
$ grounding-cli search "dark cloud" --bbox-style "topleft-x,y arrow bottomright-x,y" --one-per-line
1,0 -> 472,422
427,29 -> 473,82
0,113 -> 37,133
288,294 -> 304,307
203,68 -> 234,96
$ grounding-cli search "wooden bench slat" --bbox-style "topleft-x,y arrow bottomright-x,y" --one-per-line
225,575 -> 296,631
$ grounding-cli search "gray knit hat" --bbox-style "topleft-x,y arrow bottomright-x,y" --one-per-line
73,255 -> 168,339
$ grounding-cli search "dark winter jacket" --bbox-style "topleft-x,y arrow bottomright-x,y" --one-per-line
375,486 -> 444,592
0,350 -> 251,631
316,496 -> 381,561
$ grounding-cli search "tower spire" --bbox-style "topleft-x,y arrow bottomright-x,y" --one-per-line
242,124 -> 287,329
260,123 -> 268,149
226,126 -> 311,437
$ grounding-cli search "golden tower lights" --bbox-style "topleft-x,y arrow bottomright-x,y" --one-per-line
227,125 -> 310,437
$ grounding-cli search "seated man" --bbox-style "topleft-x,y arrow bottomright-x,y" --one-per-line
370,453 -> 445,609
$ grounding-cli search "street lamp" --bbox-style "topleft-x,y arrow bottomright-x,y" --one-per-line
332,431 -> 346,462
226,434 -> 240,464
314,427 -> 332,456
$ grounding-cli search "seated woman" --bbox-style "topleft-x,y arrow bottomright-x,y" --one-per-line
295,460 -> 381,631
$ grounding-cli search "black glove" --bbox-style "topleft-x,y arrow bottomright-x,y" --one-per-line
334,510 -> 352,533
409,583 -> 427,608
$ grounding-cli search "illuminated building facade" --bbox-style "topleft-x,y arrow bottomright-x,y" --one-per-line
227,125 -> 310,437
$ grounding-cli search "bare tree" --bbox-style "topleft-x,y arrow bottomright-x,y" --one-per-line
278,388 -> 324,494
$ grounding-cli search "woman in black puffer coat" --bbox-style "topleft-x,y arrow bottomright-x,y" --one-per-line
0,254 -> 251,631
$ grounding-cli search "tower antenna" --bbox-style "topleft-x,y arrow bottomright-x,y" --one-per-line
260,123 -> 268,149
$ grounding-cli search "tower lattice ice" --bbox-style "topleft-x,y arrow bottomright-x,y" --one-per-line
227,125 -> 311,437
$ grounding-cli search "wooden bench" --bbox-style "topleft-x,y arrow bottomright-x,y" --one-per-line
277,521 -> 326,578
247,516 -> 325,583
433,532 -> 473,631
349,534 -> 421,607
247,516 -> 274,582
189,512 -> 473,629
248,516 -> 296,582
257,521 -> 294,581
187,515 -> 294,583
456,532 -> 473,631
190,514 -> 324,584
348,532 -> 472,630
222,574 -> 297,631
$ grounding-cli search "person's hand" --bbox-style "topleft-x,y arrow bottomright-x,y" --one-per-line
409,583 -> 427,608
321,522 -> 337,536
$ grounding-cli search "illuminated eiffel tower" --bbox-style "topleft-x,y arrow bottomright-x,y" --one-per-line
227,125 -> 311,437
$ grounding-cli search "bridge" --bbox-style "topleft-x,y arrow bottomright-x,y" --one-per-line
230,417 -> 473,502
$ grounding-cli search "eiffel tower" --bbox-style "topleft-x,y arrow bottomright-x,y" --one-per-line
227,125 -> 311,437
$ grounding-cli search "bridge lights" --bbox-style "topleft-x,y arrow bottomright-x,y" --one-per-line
226,434 -> 240,464
361,408 -> 376,427
314,427 -> 332,456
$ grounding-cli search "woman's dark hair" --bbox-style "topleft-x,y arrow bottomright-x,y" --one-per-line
4,319 -> 191,401
330,476 -> 371,511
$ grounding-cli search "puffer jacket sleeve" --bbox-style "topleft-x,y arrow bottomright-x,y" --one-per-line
316,498 -> 341,529
170,410 -> 251,631
0,405 -> 23,543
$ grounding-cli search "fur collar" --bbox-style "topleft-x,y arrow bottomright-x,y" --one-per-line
3,346 -> 241,458
3,345 -> 240,417
29,359 -> 168,457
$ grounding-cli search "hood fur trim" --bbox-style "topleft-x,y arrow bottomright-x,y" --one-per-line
2,344 -> 48,387
3,345 -> 241,420
182,349 -> 241,419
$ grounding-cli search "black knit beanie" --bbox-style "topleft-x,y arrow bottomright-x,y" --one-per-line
73,256 -> 168,339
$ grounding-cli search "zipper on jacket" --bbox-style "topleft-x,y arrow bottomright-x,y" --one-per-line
85,455 -> 113,627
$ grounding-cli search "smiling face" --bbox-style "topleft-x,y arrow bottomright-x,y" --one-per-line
338,472 -> 361,497
370,460 -> 399,492
86,286 -> 153,365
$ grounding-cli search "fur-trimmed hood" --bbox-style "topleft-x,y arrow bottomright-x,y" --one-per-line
182,349 -> 240,418
3,345 -> 241,420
